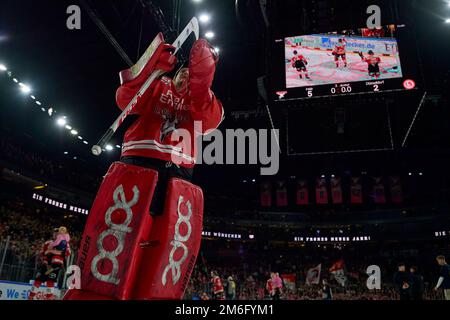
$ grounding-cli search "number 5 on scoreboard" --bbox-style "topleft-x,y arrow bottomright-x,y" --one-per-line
307,89 -> 313,97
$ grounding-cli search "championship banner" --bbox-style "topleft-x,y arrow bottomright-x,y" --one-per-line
296,179 -> 309,205
390,176 -> 403,204
329,259 -> 347,287
260,181 -> 272,207
331,177 -> 343,204
281,274 -> 296,291
315,178 -> 328,204
276,181 -> 288,207
306,264 -> 321,285
350,177 -> 363,204
373,177 -> 386,204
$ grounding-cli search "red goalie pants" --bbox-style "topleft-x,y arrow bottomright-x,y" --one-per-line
63,161 -> 204,300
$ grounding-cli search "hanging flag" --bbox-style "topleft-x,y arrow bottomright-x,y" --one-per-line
276,181 -> 288,207
260,181 -> 272,207
331,177 -> 343,204
350,177 -> 363,204
390,176 -> 403,204
329,259 -> 347,287
280,274 -> 296,291
306,264 -> 322,285
296,179 -> 309,205
373,177 -> 386,204
316,178 -> 328,204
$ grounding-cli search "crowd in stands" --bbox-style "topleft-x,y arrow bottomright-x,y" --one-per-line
0,198 -> 82,264
0,135 -> 103,193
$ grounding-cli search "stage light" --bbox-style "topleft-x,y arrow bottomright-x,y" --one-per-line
64,151 -> 69,155
0,64 -> 7,71
408,172 -> 412,176
78,136 -> 83,140
205,31 -> 215,39
19,83 -> 31,93
252,179 -> 256,182
13,78 -> 18,83
199,14 -> 210,24
70,129 -> 78,135
83,141 -> 88,145
116,145 -> 121,149
105,145 -> 113,151
57,118 -> 67,126
36,101 -> 42,106
65,125 -> 72,130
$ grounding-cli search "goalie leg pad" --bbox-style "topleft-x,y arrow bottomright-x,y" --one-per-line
131,178 -> 204,300
64,162 -> 158,300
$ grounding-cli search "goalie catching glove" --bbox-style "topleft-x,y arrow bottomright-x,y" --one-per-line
189,39 -> 219,110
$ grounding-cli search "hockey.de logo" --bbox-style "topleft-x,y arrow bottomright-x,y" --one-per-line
91,185 -> 139,285
162,195 -> 192,286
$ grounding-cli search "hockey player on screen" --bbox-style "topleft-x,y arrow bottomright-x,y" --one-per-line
359,50 -> 382,78
63,33 -> 223,300
332,38 -> 347,68
291,50 -> 310,80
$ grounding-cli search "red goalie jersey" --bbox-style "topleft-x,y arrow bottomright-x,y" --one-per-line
116,38 -> 224,168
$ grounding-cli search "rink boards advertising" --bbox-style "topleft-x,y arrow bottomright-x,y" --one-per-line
271,24 -> 420,101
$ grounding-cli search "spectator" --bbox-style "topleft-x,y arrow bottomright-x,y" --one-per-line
225,276 -> 237,300
410,266 -> 424,300
393,263 -> 412,300
434,255 -> 450,300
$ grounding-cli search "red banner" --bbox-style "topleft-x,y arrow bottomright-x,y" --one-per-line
373,177 -> 386,204
276,181 -> 288,207
331,177 -> 343,204
296,179 -> 309,205
390,176 -> 403,204
316,178 -> 328,204
350,177 -> 363,204
260,182 -> 272,207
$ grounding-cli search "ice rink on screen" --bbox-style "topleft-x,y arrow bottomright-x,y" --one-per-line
285,40 -> 403,89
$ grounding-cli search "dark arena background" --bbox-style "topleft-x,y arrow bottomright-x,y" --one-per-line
1,0 -> 450,309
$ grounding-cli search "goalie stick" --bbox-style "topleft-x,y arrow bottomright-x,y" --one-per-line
92,17 -> 200,156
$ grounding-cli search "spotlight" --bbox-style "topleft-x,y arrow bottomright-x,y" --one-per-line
446,18 -> 450,23
30,95 -> 36,100
105,145 -> 113,151
205,31 -> 215,39
0,64 -> 7,71
199,14 -> 210,24
192,0 -> 202,3
48,108 -> 54,116
65,125 -> 72,130
19,83 -> 31,93
13,78 -> 18,83
36,101 -> 42,106
214,47 -> 220,54
57,118 -> 67,126
70,129 -> 78,135
83,141 -> 88,145
64,151 -> 69,155
78,136 -> 83,140
116,145 -> 121,149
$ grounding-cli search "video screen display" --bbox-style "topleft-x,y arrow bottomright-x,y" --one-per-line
271,25 -> 419,101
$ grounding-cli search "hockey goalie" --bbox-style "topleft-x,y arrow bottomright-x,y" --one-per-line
63,33 -> 223,300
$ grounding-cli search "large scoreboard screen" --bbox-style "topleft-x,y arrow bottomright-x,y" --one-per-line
271,25 -> 419,101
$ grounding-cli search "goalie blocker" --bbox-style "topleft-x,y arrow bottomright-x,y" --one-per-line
63,161 -> 203,300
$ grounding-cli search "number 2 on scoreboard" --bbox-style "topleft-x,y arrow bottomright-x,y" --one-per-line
373,85 -> 380,92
